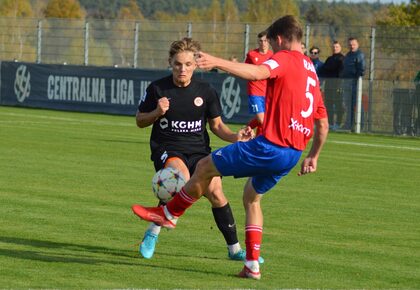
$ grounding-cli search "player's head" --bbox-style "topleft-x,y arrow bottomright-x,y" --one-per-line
168,38 -> 201,87
266,15 -> 303,52
257,30 -> 270,53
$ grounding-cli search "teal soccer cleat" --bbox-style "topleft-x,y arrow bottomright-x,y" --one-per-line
228,249 -> 265,264
139,230 -> 158,259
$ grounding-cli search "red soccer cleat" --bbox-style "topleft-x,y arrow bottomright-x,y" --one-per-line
131,204 -> 176,229
237,265 -> 261,280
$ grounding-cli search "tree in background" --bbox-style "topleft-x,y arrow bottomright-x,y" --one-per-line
111,0 -> 145,66
0,0 -> 35,61
242,0 -> 299,23
31,0 -> 48,18
41,0 -> 86,65
0,0 -> 33,17
374,0 -> 420,81
376,0 -> 420,26
222,0 -> 239,22
82,0 -> 129,19
117,0 -> 144,20
44,0 -> 86,19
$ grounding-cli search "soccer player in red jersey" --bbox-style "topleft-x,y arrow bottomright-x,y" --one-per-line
132,15 -> 329,280
245,31 -> 273,136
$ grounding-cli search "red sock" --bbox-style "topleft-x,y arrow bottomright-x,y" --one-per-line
245,225 -> 263,261
166,187 -> 197,217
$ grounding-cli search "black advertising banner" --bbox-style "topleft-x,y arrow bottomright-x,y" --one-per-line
0,62 -> 251,124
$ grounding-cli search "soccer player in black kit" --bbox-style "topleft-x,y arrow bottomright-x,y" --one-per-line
135,37 -> 262,262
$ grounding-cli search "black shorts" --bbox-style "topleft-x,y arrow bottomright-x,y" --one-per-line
151,149 -> 209,176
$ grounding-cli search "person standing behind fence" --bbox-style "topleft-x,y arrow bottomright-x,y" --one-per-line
340,37 -> 366,131
309,46 -> 324,75
245,30 -> 273,136
319,41 -> 344,130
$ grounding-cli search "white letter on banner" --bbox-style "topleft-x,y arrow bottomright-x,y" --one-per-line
128,80 -> 134,105
99,79 -> 105,103
47,75 -> 53,100
54,75 -> 60,100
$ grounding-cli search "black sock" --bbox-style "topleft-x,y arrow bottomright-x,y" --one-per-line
212,203 -> 238,245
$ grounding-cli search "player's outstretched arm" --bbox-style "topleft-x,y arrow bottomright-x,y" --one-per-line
208,117 -> 253,143
298,117 -> 329,176
196,51 -> 270,81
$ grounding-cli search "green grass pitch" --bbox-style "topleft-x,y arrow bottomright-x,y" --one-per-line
0,106 -> 419,288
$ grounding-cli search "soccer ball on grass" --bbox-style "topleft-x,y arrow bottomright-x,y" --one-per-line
152,167 -> 186,202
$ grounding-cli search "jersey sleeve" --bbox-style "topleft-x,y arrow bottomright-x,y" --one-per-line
138,83 -> 158,113
206,86 -> 222,119
262,52 -> 288,79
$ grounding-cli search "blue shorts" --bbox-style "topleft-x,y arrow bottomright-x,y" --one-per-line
211,136 -> 302,194
248,96 -> 265,114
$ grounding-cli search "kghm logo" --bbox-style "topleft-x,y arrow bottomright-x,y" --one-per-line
220,76 -> 241,119
14,65 -> 31,103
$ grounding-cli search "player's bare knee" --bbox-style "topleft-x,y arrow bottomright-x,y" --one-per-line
195,156 -> 213,179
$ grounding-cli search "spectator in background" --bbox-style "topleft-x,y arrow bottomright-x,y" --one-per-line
244,30 -> 273,136
309,46 -> 324,75
319,40 -> 345,130
340,37 -> 366,130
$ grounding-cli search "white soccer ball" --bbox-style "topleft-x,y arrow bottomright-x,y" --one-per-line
152,167 -> 186,202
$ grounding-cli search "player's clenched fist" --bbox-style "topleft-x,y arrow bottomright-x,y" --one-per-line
157,97 -> 170,115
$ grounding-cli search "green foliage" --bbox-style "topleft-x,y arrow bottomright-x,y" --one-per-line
222,0 -> 240,22
0,106 -> 419,288
87,39 -> 114,66
0,0 -> 33,17
376,0 -> 420,26
117,0 -> 144,20
208,0 -> 222,22
81,0 -> 129,19
236,0 -> 299,24
44,0 -> 86,19
373,0 -> 420,81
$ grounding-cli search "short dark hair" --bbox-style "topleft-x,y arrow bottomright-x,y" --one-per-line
266,15 -> 303,43
257,30 -> 268,38
310,46 -> 320,53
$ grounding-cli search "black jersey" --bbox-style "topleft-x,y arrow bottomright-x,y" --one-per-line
138,75 -> 222,157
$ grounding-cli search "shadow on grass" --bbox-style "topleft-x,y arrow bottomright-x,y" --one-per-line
99,139 -> 149,145
0,236 -> 226,276
70,136 -> 149,145
0,236 -> 135,265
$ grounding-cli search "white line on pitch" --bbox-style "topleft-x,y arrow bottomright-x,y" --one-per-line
329,140 -> 420,151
